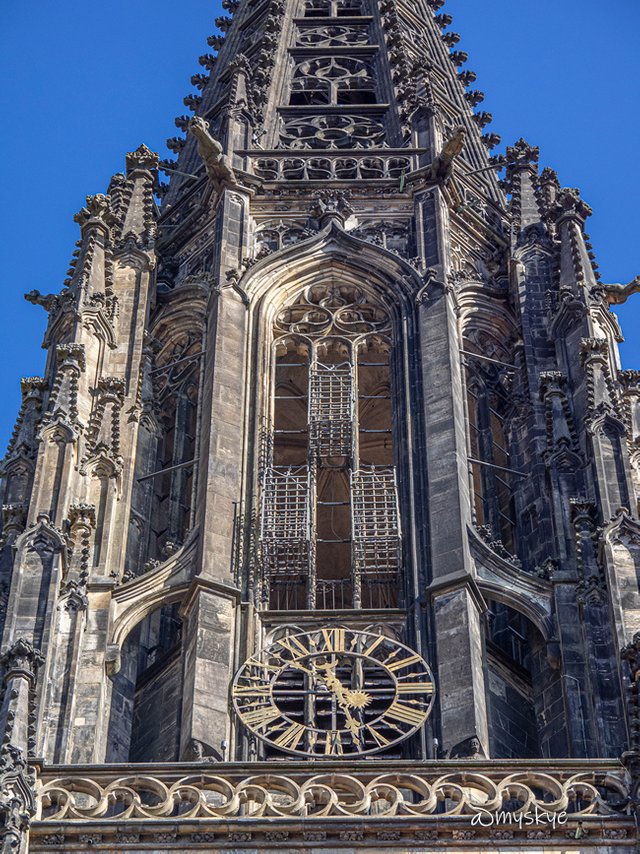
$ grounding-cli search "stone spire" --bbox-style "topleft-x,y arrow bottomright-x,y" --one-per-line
161,0 -> 503,207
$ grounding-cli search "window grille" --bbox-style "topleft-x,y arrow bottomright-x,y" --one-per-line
309,362 -> 353,458
351,466 -> 401,576
260,466 -> 312,576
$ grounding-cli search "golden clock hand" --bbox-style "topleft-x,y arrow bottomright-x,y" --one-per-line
315,664 -> 365,741
289,660 -> 316,677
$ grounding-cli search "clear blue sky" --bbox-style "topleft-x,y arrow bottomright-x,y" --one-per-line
0,1 -> 638,450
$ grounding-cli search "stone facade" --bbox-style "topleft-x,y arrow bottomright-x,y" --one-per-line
1,0 -> 640,850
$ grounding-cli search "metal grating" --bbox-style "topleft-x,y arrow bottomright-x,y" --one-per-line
309,362 -> 353,458
351,467 -> 401,576
260,466 -> 312,576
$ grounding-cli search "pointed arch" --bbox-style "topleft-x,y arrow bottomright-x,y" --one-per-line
238,223 -> 421,614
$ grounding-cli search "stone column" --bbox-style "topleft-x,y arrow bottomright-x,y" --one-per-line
0,639 -> 42,854
179,186 -> 250,757
417,277 -> 489,757
179,581 -> 240,760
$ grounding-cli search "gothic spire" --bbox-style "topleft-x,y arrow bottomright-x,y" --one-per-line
160,0 -> 503,207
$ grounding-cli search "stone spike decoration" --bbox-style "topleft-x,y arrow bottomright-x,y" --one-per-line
1,0 -> 640,850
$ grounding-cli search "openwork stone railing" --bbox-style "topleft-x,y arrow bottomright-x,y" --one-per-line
30,760 -> 637,849
251,153 -> 412,182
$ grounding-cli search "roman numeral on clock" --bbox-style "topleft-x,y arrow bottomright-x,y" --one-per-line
396,681 -> 434,694
233,685 -> 271,698
274,722 -> 306,751
324,730 -> 344,755
382,701 -> 427,727
278,635 -> 312,659
240,705 -> 281,730
367,725 -> 391,748
320,627 -> 345,653
386,653 -> 423,672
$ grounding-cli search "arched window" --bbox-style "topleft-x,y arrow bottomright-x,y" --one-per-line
106,603 -> 183,762
464,332 -> 517,552
260,285 -> 401,611
289,57 -> 377,106
484,600 -> 568,759
304,0 -> 363,18
147,336 -> 200,560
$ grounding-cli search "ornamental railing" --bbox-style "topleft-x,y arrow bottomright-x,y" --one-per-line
29,760 -> 637,848
250,153 -> 412,182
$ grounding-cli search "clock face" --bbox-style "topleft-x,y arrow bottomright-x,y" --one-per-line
232,628 -> 435,757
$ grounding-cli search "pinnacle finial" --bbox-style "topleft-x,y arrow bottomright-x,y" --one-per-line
553,187 -> 593,222
73,194 -> 115,232
506,138 -> 540,169
125,144 -> 159,175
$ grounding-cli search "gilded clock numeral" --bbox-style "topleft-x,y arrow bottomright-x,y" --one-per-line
274,722 -> 306,750
321,627 -> 345,653
363,634 -> 385,657
382,701 -> 427,727
241,705 -> 281,730
278,635 -> 312,659
245,655 -> 281,673
233,684 -> 271,697
386,653 -> 423,672
367,725 -> 391,748
396,681 -> 434,694
324,730 -> 344,755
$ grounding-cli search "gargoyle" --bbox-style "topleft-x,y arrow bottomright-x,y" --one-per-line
605,275 -> 640,306
24,290 -> 60,313
429,124 -> 466,181
404,125 -> 467,188
188,116 -> 236,191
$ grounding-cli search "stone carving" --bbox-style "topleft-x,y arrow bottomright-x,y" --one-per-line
424,125 -> 466,182
1,504 -> 28,542
275,285 -> 391,338
188,117 -> 236,191
0,638 -> 45,679
280,114 -> 387,149
125,144 -> 158,173
41,343 -> 86,432
0,746 -> 36,853
296,24 -> 370,47
505,137 -> 540,170
604,274 -> 640,305
81,376 -> 126,475
253,153 -> 410,181
290,56 -> 376,105
35,767 -> 629,821
309,189 -> 354,226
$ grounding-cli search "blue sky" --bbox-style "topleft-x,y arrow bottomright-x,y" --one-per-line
0,0 -> 638,450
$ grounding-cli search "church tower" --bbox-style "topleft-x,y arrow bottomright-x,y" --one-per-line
1,0 -> 639,850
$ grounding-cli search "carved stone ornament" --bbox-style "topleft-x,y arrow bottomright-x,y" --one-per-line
188,117 -> 236,191
34,765 -> 631,822
552,187 -> 593,224
0,744 -> 36,849
0,638 -> 44,682
125,144 -> 159,174
309,189 -> 354,227
505,137 -> 540,170
73,193 -> 116,233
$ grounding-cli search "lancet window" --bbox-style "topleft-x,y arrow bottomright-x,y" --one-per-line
464,333 -> 517,552
260,285 -> 400,611
304,0 -> 364,17
147,336 -> 200,559
289,57 -> 377,106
